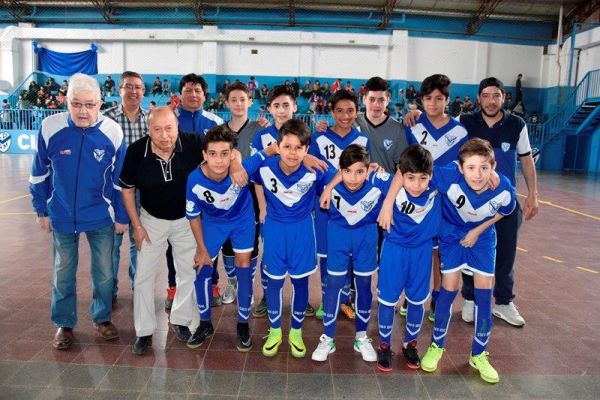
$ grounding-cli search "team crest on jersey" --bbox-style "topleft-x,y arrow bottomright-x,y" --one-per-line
360,200 -> 375,212
186,200 -> 195,213
489,200 -> 501,214
229,184 -> 241,195
0,132 -> 11,153
444,134 -> 458,147
501,142 -> 511,152
376,171 -> 390,181
383,139 -> 393,150
93,149 -> 105,162
296,182 -> 311,194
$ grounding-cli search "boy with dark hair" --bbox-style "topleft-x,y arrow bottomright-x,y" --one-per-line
186,125 -> 272,351
311,144 -> 387,363
375,144 -> 441,371
250,85 -> 298,154
309,89 -> 369,320
252,119 -> 330,358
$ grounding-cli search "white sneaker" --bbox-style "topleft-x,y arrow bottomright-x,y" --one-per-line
311,334 -> 336,361
222,279 -> 237,305
493,302 -> 525,327
353,336 -> 377,362
462,300 -> 474,323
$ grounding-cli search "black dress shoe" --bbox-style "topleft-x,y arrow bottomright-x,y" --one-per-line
171,324 -> 192,342
132,335 -> 152,355
53,327 -> 74,350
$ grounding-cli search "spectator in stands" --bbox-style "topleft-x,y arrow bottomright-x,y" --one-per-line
169,91 -> 180,110
247,76 -> 258,99
60,80 -> 68,94
313,80 -> 321,93
30,72 -> 127,351
345,80 -> 354,93
223,79 -> 231,93
292,78 -> 300,98
515,73 -> 523,104
162,79 -> 171,95
149,100 -> 157,111
449,96 -> 463,117
151,76 -> 162,96
462,95 -> 474,113
309,92 -> 318,113
316,95 -> 325,114
1,99 -> 11,129
260,83 -> 269,104
208,97 -> 217,112
530,111 -> 539,124
302,80 -> 312,98
358,84 -> 366,98
504,92 -> 512,109
406,84 -> 418,102
331,78 -> 342,94
103,76 -> 115,97
45,77 -> 59,93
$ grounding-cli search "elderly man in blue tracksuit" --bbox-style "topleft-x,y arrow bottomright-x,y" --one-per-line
29,73 -> 129,350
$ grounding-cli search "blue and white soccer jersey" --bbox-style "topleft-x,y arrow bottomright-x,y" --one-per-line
186,151 -> 267,259
378,186 -> 441,306
252,156 -> 330,279
432,163 -> 516,276
250,125 -> 278,155
326,171 -> 390,277
405,114 -> 468,166
309,127 -> 370,257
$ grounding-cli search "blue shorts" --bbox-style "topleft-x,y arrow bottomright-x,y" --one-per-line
377,240 -> 433,306
315,204 -> 328,258
327,222 -> 378,277
262,215 -> 317,279
203,213 -> 256,260
438,234 -> 496,276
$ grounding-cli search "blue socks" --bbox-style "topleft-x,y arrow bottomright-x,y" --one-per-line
404,300 -> 425,343
291,277 -> 309,329
431,287 -> 458,349
236,266 -> 252,323
224,255 -> 236,279
472,288 -> 493,356
354,275 -> 372,333
378,303 -> 395,345
323,274 -> 345,338
194,264 -> 213,321
266,277 -> 284,328
319,257 -> 328,298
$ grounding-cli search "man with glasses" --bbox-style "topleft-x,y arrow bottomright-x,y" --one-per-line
30,73 -> 129,350
105,71 -> 149,306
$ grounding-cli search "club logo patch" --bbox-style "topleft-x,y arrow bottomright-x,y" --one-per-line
360,200 -> 375,212
531,147 -> 540,164
501,142 -> 510,152
186,200 -> 195,213
296,182 -> 311,194
229,184 -> 241,195
0,132 -> 11,153
93,149 -> 105,162
383,139 -> 393,150
444,134 -> 457,146
489,200 -> 501,214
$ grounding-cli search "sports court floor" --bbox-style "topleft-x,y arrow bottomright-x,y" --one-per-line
1,153 -> 599,399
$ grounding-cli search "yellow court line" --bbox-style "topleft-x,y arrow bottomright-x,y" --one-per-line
517,193 -> 600,222
0,212 -> 35,216
0,194 -> 30,205
517,247 -> 528,253
576,266 -> 599,274
543,256 -> 564,263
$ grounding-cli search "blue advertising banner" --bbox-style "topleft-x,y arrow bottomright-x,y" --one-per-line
0,130 -> 38,154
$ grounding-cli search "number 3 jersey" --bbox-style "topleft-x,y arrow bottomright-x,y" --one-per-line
432,163 -> 516,243
252,156 -> 330,222
185,151 -> 267,222
327,171 -> 391,229
386,179 -> 441,248
309,127 -> 369,169
405,113 -> 468,166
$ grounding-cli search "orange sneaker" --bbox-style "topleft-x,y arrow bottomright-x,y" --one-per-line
212,284 -> 222,307
340,303 -> 355,319
165,286 -> 176,311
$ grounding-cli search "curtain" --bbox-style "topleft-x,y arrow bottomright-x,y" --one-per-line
33,41 -> 98,75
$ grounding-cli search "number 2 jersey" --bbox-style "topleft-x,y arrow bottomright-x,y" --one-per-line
185,151 -> 267,222
431,163 -> 516,243
405,113 -> 468,166
252,156 -> 330,222
309,127 -> 369,169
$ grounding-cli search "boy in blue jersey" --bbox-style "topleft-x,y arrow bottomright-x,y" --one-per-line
250,85 -> 297,155
375,145 -> 441,371
311,145 -> 386,363
253,119 -> 330,358
418,138 -> 516,384
185,125 -> 272,351
309,89 -> 369,320
402,75 -> 468,322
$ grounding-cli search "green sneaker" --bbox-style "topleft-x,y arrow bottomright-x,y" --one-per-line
262,327 -> 282,357
288,328 -> 306,358
469,352 -> 500,384
421,343 -> 444,372
315,304 -> 324,320
427,310 -> 435,323
397,299 -> 407,317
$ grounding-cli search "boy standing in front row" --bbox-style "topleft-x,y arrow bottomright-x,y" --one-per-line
253,119 -> 330,358
185,126 -> 272,351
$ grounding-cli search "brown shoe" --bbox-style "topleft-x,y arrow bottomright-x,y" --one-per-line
95,321 -> 119,340
53,327 -> 74,350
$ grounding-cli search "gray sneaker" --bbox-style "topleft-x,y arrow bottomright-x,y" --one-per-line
461,300 -> 474,323
252,296 -> 268,317
492,302 -> 525,327
222,279 -> 237,305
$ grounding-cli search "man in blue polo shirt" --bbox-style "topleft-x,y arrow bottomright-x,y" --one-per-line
459,77 -> 539,327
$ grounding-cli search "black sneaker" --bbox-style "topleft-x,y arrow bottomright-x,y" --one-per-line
252,296 -> 268,318
171,324 -> 192,342
132,335 -> 152,355
377,342 -> 394,372
402,340 -> 420,369
187,321 -> 214,349
236,322 -> 252,352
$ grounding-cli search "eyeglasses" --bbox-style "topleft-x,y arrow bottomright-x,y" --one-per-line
121,84 -> 145,91
70,101 -> 98,110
